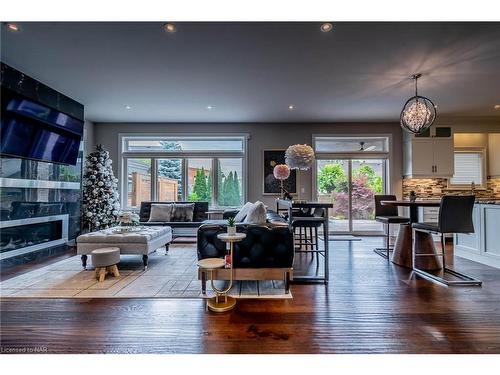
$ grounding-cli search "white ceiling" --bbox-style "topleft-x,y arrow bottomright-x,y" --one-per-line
2,22 -> 500,123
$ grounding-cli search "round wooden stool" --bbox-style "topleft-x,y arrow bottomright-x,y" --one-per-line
91,247 -> 121,282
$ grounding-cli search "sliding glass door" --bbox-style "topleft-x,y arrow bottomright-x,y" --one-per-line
314,136 -> 389,234
317,159 -> 350,232
316,158 -> 386,234
351,159 -> 384,232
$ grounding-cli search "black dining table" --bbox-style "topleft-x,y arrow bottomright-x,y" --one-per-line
381,200 -> 442,269
277,199 -> 333,283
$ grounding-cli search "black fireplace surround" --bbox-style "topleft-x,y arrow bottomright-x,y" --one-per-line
0,63 -> 84,269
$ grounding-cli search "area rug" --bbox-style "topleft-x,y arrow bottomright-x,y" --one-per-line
0,246 -> 292,299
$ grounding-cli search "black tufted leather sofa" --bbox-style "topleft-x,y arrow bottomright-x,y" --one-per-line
197,217 -> 294,293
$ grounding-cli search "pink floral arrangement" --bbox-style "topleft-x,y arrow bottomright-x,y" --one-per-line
273,164 -> 290,180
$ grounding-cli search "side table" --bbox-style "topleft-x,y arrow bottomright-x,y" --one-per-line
197,232 -> 246,312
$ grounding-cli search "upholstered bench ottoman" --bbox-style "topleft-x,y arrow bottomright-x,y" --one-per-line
77,226 -> 172,270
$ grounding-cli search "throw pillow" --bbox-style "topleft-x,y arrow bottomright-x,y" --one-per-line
148,204 -> 174,222
234,201 -> 254,222
244,201 -> 267,224
171,203 -> 195,222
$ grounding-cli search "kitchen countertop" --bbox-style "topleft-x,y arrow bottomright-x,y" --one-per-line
475,200 -> 500,205
408,198 -> 500,205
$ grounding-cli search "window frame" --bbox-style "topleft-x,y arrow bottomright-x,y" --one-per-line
314,136 -> 389,154
123,135 -> 245,153
448,147 -> 487,189
119,133 -> 248,210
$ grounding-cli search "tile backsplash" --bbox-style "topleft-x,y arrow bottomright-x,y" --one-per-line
402,177 -> 500,200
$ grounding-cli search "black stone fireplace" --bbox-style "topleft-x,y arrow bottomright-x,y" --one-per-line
0,214 -> 68,260
0,63 -> 84,269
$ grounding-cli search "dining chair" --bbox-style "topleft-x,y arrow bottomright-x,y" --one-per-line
374,195 -> 410,259
411,195 -> 481,286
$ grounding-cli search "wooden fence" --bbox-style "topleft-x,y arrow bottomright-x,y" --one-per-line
128,172 -> 179,207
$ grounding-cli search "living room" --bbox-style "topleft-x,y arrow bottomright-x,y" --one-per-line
1,1 -> 500,372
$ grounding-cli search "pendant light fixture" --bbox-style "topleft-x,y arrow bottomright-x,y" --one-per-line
400,73 -> 437,134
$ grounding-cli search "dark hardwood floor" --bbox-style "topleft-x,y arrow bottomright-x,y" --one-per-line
1,238 -> 500,354
0,248 -> 76,282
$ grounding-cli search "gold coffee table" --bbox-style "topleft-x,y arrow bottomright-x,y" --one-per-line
197,232 -> 246,312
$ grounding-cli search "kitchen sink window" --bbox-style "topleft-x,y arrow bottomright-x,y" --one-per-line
449,149 -> 486,188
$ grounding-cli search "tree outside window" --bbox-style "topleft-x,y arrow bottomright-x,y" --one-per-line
318,162 -> 382,220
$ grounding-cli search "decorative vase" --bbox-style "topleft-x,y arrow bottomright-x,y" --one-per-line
409,191 -> 417,202
227,226 -> 236,236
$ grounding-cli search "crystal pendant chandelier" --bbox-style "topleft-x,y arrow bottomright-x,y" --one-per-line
400,73 -> 437,134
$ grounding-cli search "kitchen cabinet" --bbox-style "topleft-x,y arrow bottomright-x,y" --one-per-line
483,206 -> 500,257
454,205 -> 481,254
455,203 -> 500,269
488,134 -> 500,177
404,137 -> 454,178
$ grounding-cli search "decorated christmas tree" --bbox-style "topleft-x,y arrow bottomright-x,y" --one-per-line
82,144 -> 121,232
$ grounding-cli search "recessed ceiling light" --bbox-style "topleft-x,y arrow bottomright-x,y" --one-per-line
288,104 -> 295,111
495,104 -> 500,110
6,23 -> 20,32
164,23 -> 176,33
125,105 -> 132,110
320,23 -> 333,32
206,105 -> 214,110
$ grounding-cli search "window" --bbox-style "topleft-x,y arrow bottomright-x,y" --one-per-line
217,159 -> 243,207
126,159 -> 151,208
120,135 -> 247,209
157,158 -> 183,201
449,150 -> 485,187
187,159 -> 213,202
315,136 -> 388,153
123,136 -> 244,153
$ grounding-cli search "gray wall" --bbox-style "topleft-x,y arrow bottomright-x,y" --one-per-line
94,122 -> 404,208
83,120 -> 95,156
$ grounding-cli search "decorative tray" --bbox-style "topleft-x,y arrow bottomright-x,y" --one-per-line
112,226 -> 144,234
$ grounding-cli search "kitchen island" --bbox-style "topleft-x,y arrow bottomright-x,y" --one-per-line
454,202 -> 500,269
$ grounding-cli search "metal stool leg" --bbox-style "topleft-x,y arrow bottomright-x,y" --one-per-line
314,226 -> 320,267
441,233 -> 446,269
412,230 -> 482,286
386,225 -> 390,258
299,227 -> 304,250
374,223 -> 392,260
308,227 -> 313,253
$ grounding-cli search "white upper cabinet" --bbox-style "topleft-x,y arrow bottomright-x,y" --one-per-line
433,138 -> 455,176
409,139 -> 435,176
488,134 -> 500,177
403,126 -> 454,178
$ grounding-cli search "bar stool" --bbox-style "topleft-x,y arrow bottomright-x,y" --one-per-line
374,195 -> 410,259
292,208 -> 326,265
412,195 -> 481,286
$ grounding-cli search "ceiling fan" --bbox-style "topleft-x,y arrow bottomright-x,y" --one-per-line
359,142 -> 376,152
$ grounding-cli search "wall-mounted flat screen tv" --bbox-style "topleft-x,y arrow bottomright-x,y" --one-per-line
0,88 -> 83,165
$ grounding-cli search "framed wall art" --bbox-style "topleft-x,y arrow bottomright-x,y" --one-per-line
263,150 -> 297,195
